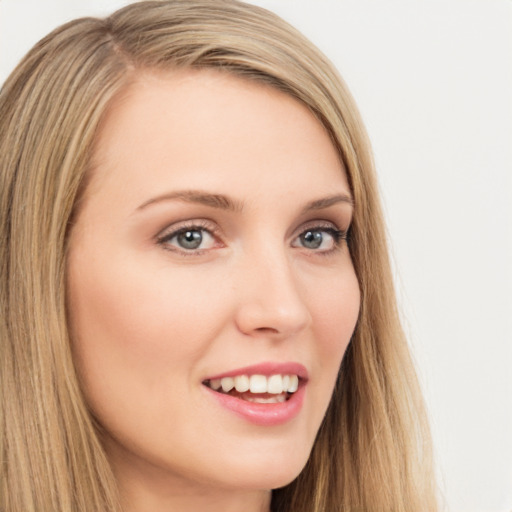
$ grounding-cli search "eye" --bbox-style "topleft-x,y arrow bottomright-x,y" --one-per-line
174,228 -> 214,250
157,223 -> 219,253
292,226 -> 347,252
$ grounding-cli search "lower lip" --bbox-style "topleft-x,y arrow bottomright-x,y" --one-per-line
204,384 -> 306,426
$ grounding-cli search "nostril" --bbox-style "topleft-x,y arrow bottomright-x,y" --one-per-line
254,326 -> 279,334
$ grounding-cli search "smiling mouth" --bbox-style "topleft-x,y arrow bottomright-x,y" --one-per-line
203,374 -> 300,404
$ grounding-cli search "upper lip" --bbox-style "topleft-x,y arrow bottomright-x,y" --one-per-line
203,362 -> 309,382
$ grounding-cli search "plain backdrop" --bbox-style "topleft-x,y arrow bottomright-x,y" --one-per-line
1,1 -> 511,511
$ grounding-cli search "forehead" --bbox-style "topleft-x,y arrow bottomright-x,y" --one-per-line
86,69 -> 349,210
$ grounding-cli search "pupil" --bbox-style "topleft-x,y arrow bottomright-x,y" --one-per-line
302,230 -> 322,249
178,230 -> 202,249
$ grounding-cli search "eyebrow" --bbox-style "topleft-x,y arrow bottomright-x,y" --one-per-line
300,193 -> 354,213
137,190 -> 244,212
136,190 -> 353,213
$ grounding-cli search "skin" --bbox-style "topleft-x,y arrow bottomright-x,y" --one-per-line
67,69 -> 360,512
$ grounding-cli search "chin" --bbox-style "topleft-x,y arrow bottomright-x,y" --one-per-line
216,443 -> 312,491
222,468 -> 303,493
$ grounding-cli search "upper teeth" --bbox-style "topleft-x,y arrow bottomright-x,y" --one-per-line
208,374 -> 299,394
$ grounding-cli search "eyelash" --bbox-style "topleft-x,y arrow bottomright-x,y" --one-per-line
156,220 -> 221,256
295,224 -> 349,254
156,220 -> 349,256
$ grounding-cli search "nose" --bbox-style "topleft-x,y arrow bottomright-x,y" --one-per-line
233,248 -> 312,340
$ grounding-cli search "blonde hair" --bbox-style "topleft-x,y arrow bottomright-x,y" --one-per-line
0,1 -> 437,511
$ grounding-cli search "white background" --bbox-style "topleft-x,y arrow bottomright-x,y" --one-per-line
1,1 -> 511,511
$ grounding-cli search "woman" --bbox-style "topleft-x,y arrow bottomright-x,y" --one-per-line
0,1 -> 437,511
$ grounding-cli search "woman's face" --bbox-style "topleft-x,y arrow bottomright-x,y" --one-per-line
68,70 -> 360,498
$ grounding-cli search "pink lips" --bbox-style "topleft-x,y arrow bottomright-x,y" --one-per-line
203,362 -> 308,426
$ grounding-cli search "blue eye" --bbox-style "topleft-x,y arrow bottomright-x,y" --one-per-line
158,226 -> 217,252
175,229 -> 204,249
300,230 -> 324,249
293,227 -> 347,252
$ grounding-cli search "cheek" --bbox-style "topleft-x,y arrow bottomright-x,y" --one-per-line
306,264 -> 360,399
67,251 -> 230,411
310,266 -> 360,352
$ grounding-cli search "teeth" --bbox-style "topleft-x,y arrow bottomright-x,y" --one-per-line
220,377 -> 234,392
244,394 -> 287,403
288,375 -> 299,393
212,374 -> 300,395
210,378 -> 222,390
249,375 -> 267,393
267,374 -> 283,394
234,375 -> 250,392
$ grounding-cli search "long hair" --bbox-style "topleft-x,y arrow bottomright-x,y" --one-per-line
0,1 -> 437,510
